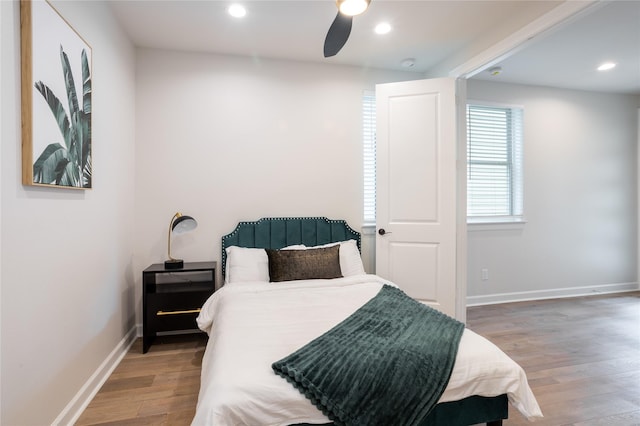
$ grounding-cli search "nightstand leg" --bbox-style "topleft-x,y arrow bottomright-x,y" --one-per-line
143,334 -> 154,354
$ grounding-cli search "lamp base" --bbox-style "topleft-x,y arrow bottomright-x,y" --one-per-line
164,259 -> 184,269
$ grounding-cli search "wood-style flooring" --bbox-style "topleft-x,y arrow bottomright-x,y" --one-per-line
467,291 -> 640,426
75,334 -> 208,426
76,291 -> 640,426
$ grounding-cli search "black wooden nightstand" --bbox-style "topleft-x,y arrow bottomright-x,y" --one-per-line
142,261 -> 216,353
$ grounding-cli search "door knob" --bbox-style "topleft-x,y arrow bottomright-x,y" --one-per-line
378,228 -> 391,235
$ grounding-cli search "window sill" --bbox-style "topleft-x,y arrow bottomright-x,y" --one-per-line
467,218 -> 527,232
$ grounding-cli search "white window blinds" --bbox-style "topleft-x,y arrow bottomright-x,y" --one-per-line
363,91 -> 376,223
467,104 -> 524,221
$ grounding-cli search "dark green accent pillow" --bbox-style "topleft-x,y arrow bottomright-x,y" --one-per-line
266,245 -> 343,282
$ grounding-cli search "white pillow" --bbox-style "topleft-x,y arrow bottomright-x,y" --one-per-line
225,247 -> 268,284
304,240 -> 365,277
337,239 -> 366,276
225,245 -> 305,284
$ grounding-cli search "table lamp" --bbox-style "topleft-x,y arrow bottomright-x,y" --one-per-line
165,212 -> 198,269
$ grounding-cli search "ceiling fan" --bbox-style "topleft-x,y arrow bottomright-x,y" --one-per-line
324,0 -> 371,58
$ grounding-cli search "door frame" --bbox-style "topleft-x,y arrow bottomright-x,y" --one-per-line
448,0 -> 599,321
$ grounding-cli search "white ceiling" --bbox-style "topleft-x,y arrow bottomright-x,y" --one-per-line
110,0 -> 640,94
472,0 -> 640,94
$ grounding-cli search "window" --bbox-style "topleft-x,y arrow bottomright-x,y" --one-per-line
467,103 -> 524,223
363,91 -> 376,224
364,98 -> 523,225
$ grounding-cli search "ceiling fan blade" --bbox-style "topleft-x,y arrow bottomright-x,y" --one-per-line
324,12 -> 353,58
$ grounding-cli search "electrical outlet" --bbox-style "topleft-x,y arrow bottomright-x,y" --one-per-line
481,268 -> 489,281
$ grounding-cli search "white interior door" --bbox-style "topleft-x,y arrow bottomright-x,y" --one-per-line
375,77 -> 465,319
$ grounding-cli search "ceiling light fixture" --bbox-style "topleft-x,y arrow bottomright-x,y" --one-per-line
597,62 -> 616,71
375,22 -> 391,35
227,4 -> 246,18
337,0 -> 370,17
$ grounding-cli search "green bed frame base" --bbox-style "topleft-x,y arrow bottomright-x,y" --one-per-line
221,217 -> 508,425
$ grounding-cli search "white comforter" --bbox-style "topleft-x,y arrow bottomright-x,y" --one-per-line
192,275 -> 542,425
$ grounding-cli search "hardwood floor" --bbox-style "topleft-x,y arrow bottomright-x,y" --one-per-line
76,291 -> 640,426
467,291 -> 640,426
75,334 -> 208,426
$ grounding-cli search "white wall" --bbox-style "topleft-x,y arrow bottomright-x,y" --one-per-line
467,80 -> 639,303
0,1 -> 136,424
133,49 -> 419,304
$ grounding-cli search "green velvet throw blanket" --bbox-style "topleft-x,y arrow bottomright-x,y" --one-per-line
272,285 -> 465,426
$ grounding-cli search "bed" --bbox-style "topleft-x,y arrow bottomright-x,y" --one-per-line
192,217 -> 542,426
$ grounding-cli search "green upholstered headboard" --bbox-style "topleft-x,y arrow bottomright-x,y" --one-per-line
221,217 -> 361,279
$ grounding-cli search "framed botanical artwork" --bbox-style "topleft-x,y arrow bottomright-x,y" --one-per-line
21,0 -> 92,189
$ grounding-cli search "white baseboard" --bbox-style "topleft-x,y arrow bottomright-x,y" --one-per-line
52,326 -> 138,426
467,281 -> 639,306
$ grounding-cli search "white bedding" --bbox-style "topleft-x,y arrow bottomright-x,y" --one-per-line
192,274 -> 542,425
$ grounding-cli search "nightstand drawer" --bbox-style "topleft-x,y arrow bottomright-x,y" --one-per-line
146,291 -> 210,331
150,308 -> 201,332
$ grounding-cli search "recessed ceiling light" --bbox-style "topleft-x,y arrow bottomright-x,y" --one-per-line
375,23 -> 392,35
597,62 -> 616,71
228,4 -> 246,18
